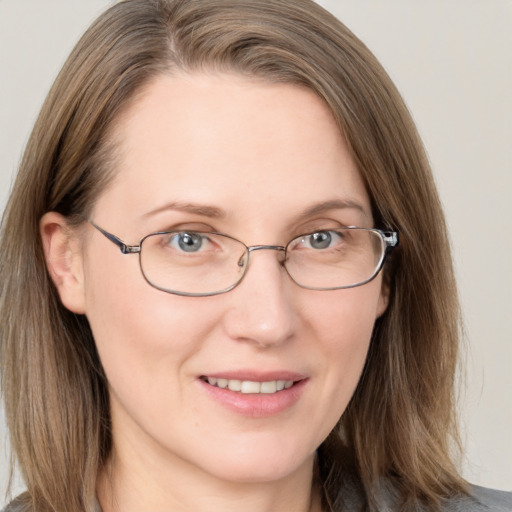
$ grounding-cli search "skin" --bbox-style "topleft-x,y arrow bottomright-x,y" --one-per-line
41,73 -> 388,512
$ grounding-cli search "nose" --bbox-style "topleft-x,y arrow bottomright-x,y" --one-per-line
222,248 -> 298,348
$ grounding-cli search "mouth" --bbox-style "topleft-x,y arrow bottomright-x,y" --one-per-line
198,373 -> 308,417
200,376 -> 297,395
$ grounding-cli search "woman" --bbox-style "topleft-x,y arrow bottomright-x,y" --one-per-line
0,0 -> 510,511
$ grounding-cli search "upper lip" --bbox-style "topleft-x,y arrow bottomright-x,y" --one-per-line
199,370 -> 307,382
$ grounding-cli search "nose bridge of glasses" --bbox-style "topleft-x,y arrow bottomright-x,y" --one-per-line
237,244 -> 286,269
247,244 -> 286,253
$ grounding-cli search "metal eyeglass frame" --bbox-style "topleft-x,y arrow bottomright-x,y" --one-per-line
89,220 -> 399,297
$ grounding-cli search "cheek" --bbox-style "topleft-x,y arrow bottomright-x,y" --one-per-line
305,280 -> 381,354
81,248 -> 216,394
302,282 -> 382,420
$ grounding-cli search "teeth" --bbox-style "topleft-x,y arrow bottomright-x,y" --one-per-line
260,381 -> 277,394
205,377 -> 295,394
228,379 -> 242,392
241,381 -> 260,394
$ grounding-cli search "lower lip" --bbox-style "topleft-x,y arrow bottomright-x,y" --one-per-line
198,378 -> 308,418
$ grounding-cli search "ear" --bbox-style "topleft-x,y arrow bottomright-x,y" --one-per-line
375,277 -> 390,318
40,212 -> 86,314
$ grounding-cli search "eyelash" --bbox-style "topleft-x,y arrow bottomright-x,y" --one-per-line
153,218 -> 357,242
291,220 -> 354,238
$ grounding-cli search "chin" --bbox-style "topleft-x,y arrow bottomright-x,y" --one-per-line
192,438 -> 317,485
206,462 -> 307,485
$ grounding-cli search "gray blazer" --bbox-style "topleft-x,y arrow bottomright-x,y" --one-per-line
2,485 -> 511,511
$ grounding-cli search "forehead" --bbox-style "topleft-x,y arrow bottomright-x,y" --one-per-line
94,73 -> 371,233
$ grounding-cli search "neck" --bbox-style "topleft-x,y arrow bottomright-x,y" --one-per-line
96,446 -> 323,512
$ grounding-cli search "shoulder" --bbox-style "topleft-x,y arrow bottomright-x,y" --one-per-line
441,485 -> 512,512
1,496 -> 102,512
333,473 -> 512,512
374,481 -> 511,512
1,500 -> 28,512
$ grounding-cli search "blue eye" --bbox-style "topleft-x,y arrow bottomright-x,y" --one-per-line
304,231 -> 342,250
169,232 -> 205,252
309,231 -> 332,249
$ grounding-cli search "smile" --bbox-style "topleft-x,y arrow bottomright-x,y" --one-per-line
198,374 -> 308,417
202,376 -> 295,394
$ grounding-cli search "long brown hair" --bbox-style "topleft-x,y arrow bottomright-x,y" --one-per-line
0,1 -> 466,510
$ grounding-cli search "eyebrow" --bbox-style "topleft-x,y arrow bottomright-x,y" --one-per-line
296,199 -> 369,221
142,198 -> 367,222
142,201 -> 226,219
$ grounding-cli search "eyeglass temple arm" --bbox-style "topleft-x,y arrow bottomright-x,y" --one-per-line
89,221 -> 141,254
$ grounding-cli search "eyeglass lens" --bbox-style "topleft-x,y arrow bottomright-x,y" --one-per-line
139,229 -> 386,296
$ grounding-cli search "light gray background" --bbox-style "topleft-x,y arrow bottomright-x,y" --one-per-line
1,0 -> 511,506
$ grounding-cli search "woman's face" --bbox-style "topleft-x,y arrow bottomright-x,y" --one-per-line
75,74 -> 388,484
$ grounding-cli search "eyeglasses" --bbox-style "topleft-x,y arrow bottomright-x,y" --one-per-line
89,221 -> 398,297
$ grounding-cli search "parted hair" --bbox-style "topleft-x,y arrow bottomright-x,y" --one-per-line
0,1 -> 467,511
